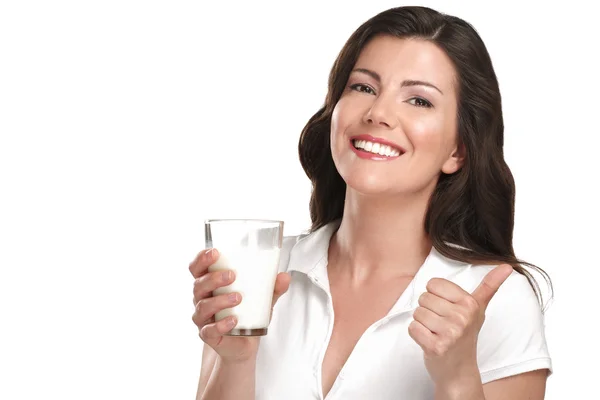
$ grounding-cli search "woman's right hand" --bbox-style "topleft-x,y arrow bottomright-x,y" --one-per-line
189,248 -> 291,363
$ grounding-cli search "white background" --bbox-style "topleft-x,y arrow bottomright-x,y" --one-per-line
1,1 -> 598,399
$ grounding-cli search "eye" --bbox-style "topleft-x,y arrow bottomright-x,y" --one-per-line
407,97 -> 433,108
349,83 -> 376,95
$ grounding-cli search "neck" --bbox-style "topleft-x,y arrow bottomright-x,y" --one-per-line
329,188 -> 433,285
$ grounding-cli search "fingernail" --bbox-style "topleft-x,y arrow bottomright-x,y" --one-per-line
205,248 -> 214,261
222,271 -> 232,282
228,293 -> 239,303
227,317 -> 237,328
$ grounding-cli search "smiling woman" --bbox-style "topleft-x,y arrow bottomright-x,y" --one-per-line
330,37 -> 462,196
191,5 -> 552,400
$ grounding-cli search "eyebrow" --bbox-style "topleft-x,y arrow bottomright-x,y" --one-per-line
352,68 -> 444,95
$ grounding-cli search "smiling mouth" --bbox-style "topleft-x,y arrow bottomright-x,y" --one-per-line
351,139 -> 404,157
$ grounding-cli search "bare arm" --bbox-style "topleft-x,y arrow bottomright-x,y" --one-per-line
482,369 -> 547,400
196,344 -> 217,400
198,350 -> 256,400
189,248 -> 291,400
434,369 -> 548,400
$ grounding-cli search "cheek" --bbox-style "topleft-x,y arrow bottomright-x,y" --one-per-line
405,113 -> 457,155
330,100 -> 350,148
406,119 -> 442,150
330,104 -> 341,141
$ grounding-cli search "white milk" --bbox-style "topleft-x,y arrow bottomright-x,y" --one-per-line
208,247 -> 281,330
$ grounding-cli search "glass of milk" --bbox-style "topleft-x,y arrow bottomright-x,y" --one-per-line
205,219 -> 284,336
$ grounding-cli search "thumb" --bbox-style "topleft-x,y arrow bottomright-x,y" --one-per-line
272,272 -> 291,306
269,272 -> 291,322
471,264 -> 513,308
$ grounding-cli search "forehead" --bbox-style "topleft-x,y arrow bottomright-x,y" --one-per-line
354,35 -> 457,91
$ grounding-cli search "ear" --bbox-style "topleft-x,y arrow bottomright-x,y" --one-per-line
441,142 -> 466,174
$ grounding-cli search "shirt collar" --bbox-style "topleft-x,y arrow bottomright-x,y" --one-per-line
401,246 -> 471,310
287,219 -> 340,276
287,219 -> 471,310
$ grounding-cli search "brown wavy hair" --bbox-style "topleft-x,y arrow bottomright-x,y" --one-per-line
297,6 -> 552,306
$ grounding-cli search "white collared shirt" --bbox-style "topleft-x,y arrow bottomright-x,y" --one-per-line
255,221 -> 552,400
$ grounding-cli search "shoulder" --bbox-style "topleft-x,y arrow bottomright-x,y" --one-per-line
448,262 -> 544,328
447,261 -> 540,308
460,264 -> 552,382
276,221 -> 340,273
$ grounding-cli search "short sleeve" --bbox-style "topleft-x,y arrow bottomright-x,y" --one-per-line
475,269 -> 553,383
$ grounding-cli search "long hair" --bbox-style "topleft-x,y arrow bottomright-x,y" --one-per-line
298,6 -> 552,306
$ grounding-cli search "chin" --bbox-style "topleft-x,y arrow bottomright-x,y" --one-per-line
341,171 -> 397,196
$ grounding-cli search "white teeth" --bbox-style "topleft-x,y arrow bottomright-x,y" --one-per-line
353,140 -> 402,157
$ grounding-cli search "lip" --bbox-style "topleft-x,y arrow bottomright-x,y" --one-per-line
349,134 -> 405,160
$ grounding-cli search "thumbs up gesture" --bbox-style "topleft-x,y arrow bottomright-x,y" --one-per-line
408,264 -> 513,386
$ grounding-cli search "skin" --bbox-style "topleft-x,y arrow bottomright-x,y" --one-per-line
189,248 -> 291,400
324,35 -> 548,399
190,34 -> 548,400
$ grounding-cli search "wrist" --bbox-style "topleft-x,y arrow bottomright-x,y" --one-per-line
218,353 -> 257,368
203,355 -> 256,400
434,364 -> 483,400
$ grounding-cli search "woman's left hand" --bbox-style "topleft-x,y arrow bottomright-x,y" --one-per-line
408,264 -> 513,386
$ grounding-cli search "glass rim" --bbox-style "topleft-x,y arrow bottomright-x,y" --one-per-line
204,218 -> 284,225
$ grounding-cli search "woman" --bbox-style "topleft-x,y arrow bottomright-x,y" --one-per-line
190,6 -> 552,400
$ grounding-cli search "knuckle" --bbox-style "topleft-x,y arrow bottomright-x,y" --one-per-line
463,296 -> 479,311
425,278 -> 439,292
189,251 -> 203,273
192,312 -> 201,327
193,277 -> 203,290
454,312 -> 469,329
433,341 -> 447,356
199,325 -> 209,341
413,306 -> 424,319
196,299 -> 215,324
408,320 -> 419,334
418,292 -> 428,305
445,324 -> 460,339
195,298 -> 209,313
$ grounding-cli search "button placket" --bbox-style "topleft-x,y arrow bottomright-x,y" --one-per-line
308,269 -> 336,400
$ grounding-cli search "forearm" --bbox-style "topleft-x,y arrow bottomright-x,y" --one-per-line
434,365 -> 485,400
199,356 -> 256,400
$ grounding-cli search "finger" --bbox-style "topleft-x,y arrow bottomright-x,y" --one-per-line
193,270 -> 236,303
200,316 -> 238,346
418,292 -> 454,317
471,264 -> 513,308
195,292 -> 242,325
272,272 -> 291,305
189,248 -> 219,278
408,319 -> 436,353
191,302 -> 220,329
426,277 -> 469,303
413,306 -> 445,334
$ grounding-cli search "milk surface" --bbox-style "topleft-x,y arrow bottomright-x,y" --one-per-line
208,247 -> 281,329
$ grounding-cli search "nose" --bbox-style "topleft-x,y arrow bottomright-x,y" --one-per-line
362,95 -> 397,129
